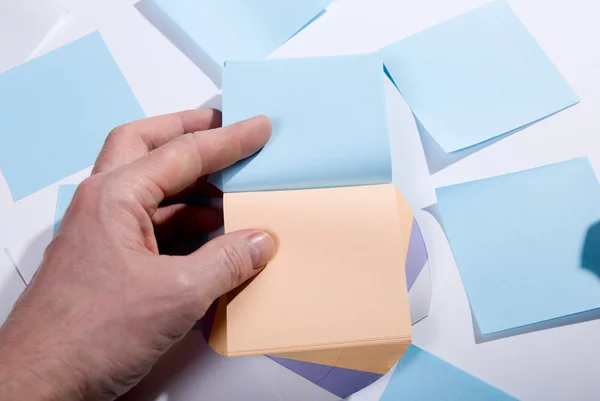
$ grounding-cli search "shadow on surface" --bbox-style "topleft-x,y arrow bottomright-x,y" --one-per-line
581,220 -> 600,280
472,307 -> 600,344
119,331 -> 211,401
422,203 -> 445,235
416,117 -> 507,175
199,92 -> 222,111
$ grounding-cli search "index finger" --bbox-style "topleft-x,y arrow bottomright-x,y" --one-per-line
94,109 -> 222,174
116,115 -> 271,215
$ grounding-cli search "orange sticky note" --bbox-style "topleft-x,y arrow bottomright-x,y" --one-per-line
209,183 -> 413,374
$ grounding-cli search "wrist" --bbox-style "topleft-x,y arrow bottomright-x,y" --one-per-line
0,324 -> 86,401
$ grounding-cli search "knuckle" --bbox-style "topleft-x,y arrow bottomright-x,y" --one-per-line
161,137 -> 188,164
172,269 -> 195,293
106,124 -> 131,143
159,133 -> 197,167
216,243 -> 248,288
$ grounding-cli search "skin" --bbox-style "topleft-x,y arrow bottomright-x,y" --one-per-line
0,109 -> 276,401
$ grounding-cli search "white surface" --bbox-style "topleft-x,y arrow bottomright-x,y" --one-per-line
1,0 -> 600,400
0,249 -> 25,324
0,0 -> 68,72
408,260 -> 432,326
3,167 -> 92,284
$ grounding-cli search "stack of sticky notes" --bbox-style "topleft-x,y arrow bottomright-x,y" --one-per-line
137,0 -> 331,84
205,54 -> 419,398
381,0 -> 578,169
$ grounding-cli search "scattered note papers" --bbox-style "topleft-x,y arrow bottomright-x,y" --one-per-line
380,345 -> 516,400
381,0 -> 579,153
137,0 -> 331,84
54,185 -> 77,236
437,158 -> 600,335
0,32 -> 145,200
217,54 -> 392,192
0,0 -> 68,72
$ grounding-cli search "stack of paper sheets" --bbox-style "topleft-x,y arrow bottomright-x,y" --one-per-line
206,54 -> 418,398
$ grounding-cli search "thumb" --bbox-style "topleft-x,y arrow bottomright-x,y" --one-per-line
186,229 -> 276,301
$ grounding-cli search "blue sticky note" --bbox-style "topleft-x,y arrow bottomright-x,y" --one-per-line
54,185 -> 77,236
381,0 -> 579,153
218,54 -> 392,192
381,345 -> 516,401
0,32 -> 145,200
138,0 -> 331,82
437,158 -> 600,335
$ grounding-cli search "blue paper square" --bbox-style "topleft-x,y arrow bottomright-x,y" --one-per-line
140,0 -> 331,70
218,54 -> 392,192
437,158 -> 600,335
381,0 -> 579,153
0,32 -> 145,200
381,345 -> 516,401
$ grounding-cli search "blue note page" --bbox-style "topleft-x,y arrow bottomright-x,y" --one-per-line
0,32 -> 145,200
437,158 -> 600,335
218,54 -> 392,192
143,0 -> 331,68
381,0 -> 578,153
381,345 -> 516,401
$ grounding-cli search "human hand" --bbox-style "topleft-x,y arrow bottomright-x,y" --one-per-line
0,109 -> 275,401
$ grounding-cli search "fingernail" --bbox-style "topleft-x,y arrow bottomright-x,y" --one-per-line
247,232 -> 275,269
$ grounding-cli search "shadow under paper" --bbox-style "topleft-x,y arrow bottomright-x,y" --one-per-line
581,220 -> 600,280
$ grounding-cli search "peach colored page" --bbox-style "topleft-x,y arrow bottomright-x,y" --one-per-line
223,183 -> 413,355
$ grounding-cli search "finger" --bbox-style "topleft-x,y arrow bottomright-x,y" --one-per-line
94,109 -> 222,174
152,204 -> 223,240
118,115 -> 271,215
181,230 -> 276,300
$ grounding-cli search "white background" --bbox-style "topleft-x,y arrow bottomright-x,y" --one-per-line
1,0 -> 600,400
